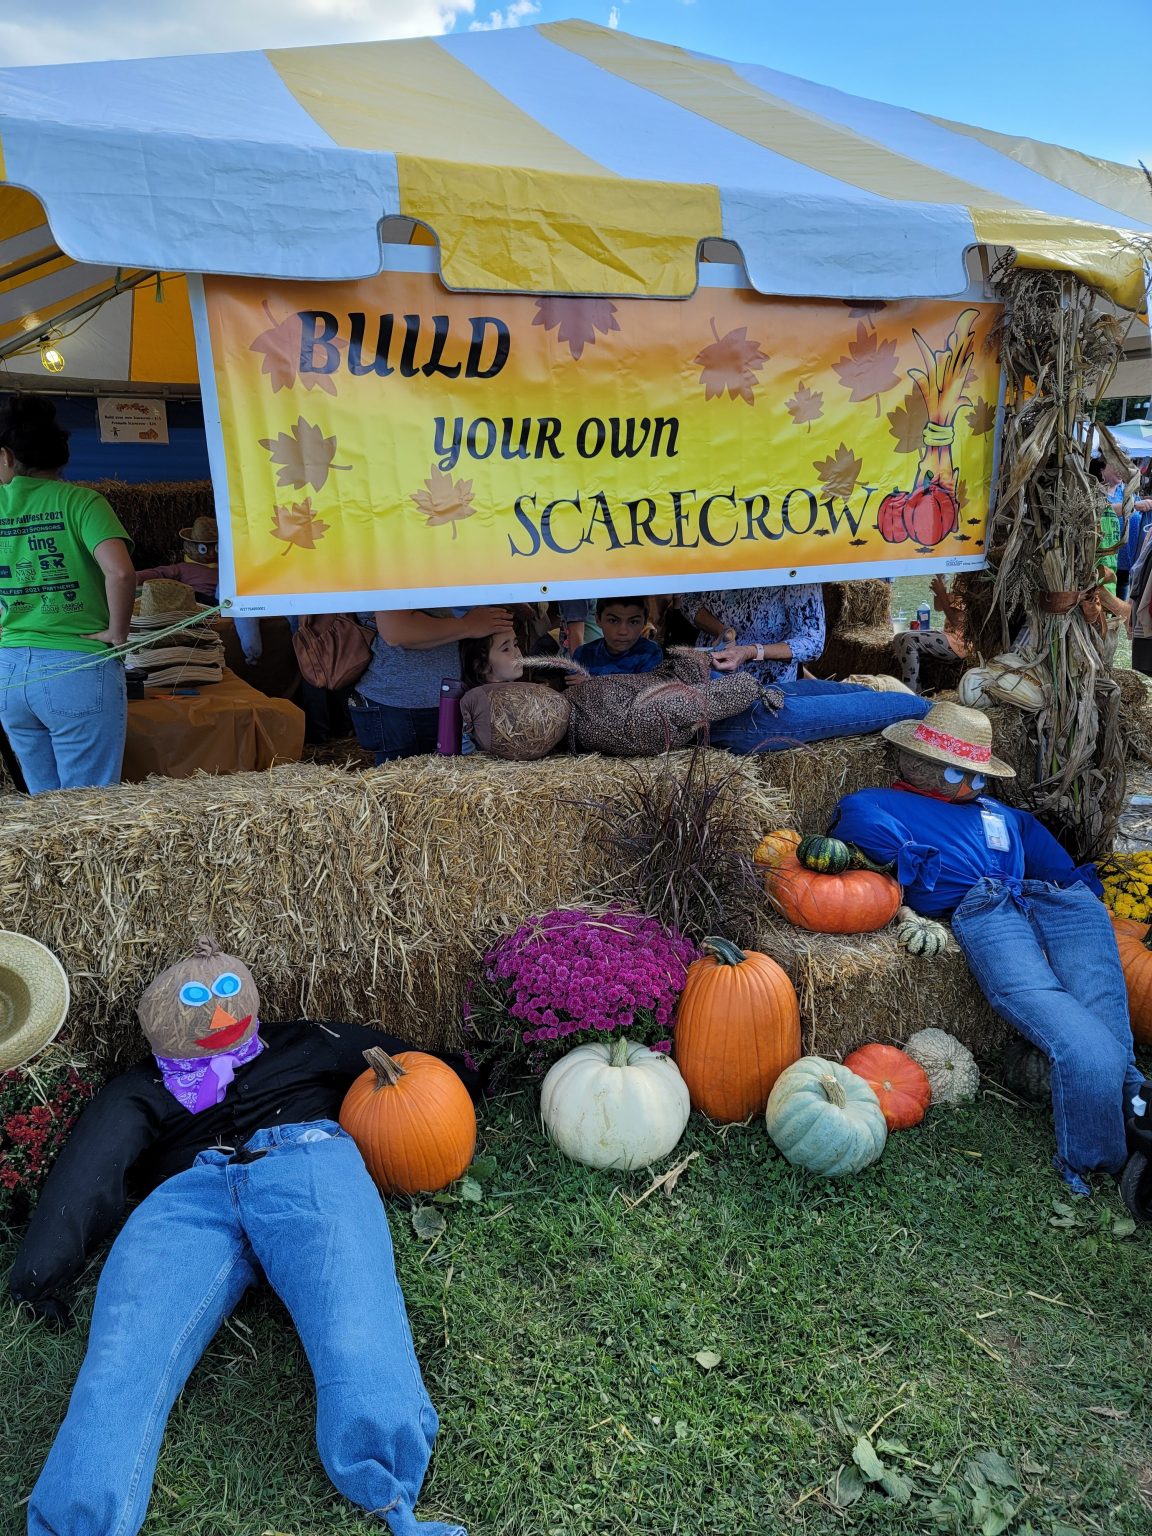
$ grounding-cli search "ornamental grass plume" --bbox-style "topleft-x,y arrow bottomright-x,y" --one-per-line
464,907 -> 698,1079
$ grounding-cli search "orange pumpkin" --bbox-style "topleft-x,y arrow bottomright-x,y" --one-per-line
903,478 -> 959,547
674,936 -> 801,1123
843,1044 -> 931,1131
754,828 -> 802,869
767,854 -> 902,934
1111,915 -> 1152,1048
339,1047 -> 477,1195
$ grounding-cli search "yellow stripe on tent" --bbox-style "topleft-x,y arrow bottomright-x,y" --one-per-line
541,20 -> 1022,212
931,116 -> 1152,227
397,154 -> 720,295
969,209 -> 1145,309
267,39 -> 604,172
0,249 -> 75,297
129,275 -> 198,385
0,185 -> 52,244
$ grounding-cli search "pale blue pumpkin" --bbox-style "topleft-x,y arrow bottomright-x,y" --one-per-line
765,1056 -> 887,1176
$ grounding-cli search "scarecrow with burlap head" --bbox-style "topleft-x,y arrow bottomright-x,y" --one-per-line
827,700 -> 1152,1218
8,934 -> 475,1536
135,515 -> 220,604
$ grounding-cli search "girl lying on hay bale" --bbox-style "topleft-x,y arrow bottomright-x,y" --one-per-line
826,700 -> 1152,1219
10,935 -> 476,1536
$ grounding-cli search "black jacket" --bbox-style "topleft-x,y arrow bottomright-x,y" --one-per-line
9,1020 -> 475,1309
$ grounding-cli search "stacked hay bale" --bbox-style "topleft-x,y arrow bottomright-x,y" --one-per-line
812,578 -> 897,680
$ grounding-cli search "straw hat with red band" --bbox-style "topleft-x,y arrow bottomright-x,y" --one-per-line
881,700 -> 1016,779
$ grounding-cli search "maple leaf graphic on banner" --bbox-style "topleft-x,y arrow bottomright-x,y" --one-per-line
887,390 -> 930,454
249,300 -> 347,394
258,418 -> 351,492
411,468 -> 477,538
532,298 -> 621,361
694,320 -> 768,405
966,397 -> 996,435
786,381 -> 824,430
833,323 -> 901,416
270,497 -> 330,554
813,443 -> 863,500
843,299 -> 888,332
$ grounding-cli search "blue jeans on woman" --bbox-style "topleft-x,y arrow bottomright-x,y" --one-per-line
0,647 -> 126,793
349,694 -> 439,764
707,679 -> 930,753
953,879 -> 1143,1192
28,1123 -> 465,1536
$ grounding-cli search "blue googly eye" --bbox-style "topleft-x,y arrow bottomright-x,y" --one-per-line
943,766 -> 966,783
179,982 -> 212,1007
212,972 -> 242,999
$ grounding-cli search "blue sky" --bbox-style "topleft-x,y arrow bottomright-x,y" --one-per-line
3,0 -> 1149,166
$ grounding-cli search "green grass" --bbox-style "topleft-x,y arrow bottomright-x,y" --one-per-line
3,1091 -> 1150,1536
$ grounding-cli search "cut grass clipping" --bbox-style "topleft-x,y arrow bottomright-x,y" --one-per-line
3,1091 -> 1149,1536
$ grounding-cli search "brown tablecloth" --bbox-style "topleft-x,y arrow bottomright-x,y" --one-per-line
122,669 -> 305,782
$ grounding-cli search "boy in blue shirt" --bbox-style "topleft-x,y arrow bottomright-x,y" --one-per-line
572,597 -> 662,676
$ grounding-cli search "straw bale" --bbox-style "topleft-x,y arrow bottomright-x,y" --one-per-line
0,750 -> 787,1065
754,916 -> 1007,1061
79,479 -> 215,568
1115,667 -> 1152,765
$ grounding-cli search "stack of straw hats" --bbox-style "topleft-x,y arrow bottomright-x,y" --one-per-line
128,580 -> 225,689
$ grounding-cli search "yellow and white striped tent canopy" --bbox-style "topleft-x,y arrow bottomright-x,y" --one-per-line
1,19 -> 1149,386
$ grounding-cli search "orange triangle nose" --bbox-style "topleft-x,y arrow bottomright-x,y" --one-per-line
208,1004 -> 237,1032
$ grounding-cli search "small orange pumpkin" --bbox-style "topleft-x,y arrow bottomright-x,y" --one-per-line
339,1047 -> 477,1195
1110,915 -> 1152,1048
754,828 -> 802,870
767,854 -> 902,934
674,936 -> 801,1122
843,1044 -> 931,1131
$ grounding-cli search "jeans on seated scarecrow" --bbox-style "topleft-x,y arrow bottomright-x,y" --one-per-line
827,702 -> 1151,1213
9,936 -> 475,1536
708,678 -> 931,753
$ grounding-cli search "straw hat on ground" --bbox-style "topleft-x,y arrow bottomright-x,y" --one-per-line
179,515 -> 218,547
0,932 -> 70,1071
882,700 -> 1016,778
136,579 -> 201,620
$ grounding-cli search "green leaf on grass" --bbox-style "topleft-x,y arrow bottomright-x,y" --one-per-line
877,1438 -> 912,1457
880,1467 -> 913,1503
974,1451 -> 1021,1489
927,1487 -> 966,1530
827,1464 -> 866,1507
468,1155 -> 498,1184
1112,1215 -> 1137,1238
411,1206 -> 447,1242
852,1435 -> 886,1482
1049,1523 -> 1083,1536
694,1349 -> 721,1371
972,1483 -> 1019,1536
457,1176 -> 483,1203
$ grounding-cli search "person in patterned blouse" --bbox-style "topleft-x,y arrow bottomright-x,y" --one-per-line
678,585 -> 825,684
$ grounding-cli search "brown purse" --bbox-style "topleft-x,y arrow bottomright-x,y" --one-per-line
291,615 -> 376,691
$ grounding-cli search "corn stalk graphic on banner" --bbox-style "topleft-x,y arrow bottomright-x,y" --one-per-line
194,262 -> 1002,615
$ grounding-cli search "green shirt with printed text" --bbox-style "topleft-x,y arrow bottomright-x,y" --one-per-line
0,477 -> 131,652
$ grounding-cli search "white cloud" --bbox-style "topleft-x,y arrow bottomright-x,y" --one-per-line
468,0 -> 539,32
0,0 -> 479,67
608,5 -> 620,26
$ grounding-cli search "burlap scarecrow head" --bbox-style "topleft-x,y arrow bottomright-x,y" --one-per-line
882,700 -> 1014,804
137,935 -> 260,1060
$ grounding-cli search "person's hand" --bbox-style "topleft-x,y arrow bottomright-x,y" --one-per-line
84,628 -> 129,648
929,575 -> 949,605
463,607 -> 514,639
564,673 -> 589,689
710,643 -> 753,672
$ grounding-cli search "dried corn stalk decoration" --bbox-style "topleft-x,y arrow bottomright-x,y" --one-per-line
908,306 -> 978,494
979,261 -> 1127,859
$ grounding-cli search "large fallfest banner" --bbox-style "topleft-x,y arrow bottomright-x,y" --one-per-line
193,259 -> 1002,615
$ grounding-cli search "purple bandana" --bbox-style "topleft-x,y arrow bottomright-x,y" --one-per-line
155,1028 -> 265,1113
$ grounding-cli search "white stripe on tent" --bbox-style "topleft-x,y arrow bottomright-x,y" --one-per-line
0,260 -> 123,329
0,222 -> 56,268
726,59 -> 1152,230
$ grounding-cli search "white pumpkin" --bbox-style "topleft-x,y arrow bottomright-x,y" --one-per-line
903,1028 -> 979,1105
539,1036 -> 691,1170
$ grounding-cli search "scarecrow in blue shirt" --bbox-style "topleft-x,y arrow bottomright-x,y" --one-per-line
828,701 -> 1151,1217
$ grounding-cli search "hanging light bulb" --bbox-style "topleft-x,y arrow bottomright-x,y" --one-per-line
39,338 -> 65,374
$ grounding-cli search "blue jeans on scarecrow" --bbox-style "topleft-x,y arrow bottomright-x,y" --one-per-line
707,679 -> 930,753
952,878 -> 1143,1193
28,1123 -> 465,1536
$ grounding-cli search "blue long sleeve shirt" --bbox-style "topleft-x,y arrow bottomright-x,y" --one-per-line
830,788 -> 1101,918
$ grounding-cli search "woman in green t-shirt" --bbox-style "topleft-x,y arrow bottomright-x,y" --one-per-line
0,394 -> 136,793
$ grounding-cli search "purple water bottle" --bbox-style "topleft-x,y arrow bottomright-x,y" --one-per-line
437,678 -> 467,755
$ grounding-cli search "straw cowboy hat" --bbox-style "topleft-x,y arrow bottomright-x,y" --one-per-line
882,700 -> 1016,779
0,931 -> 70,1071
136,579 -> 201,620
179,515 -> 218,547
